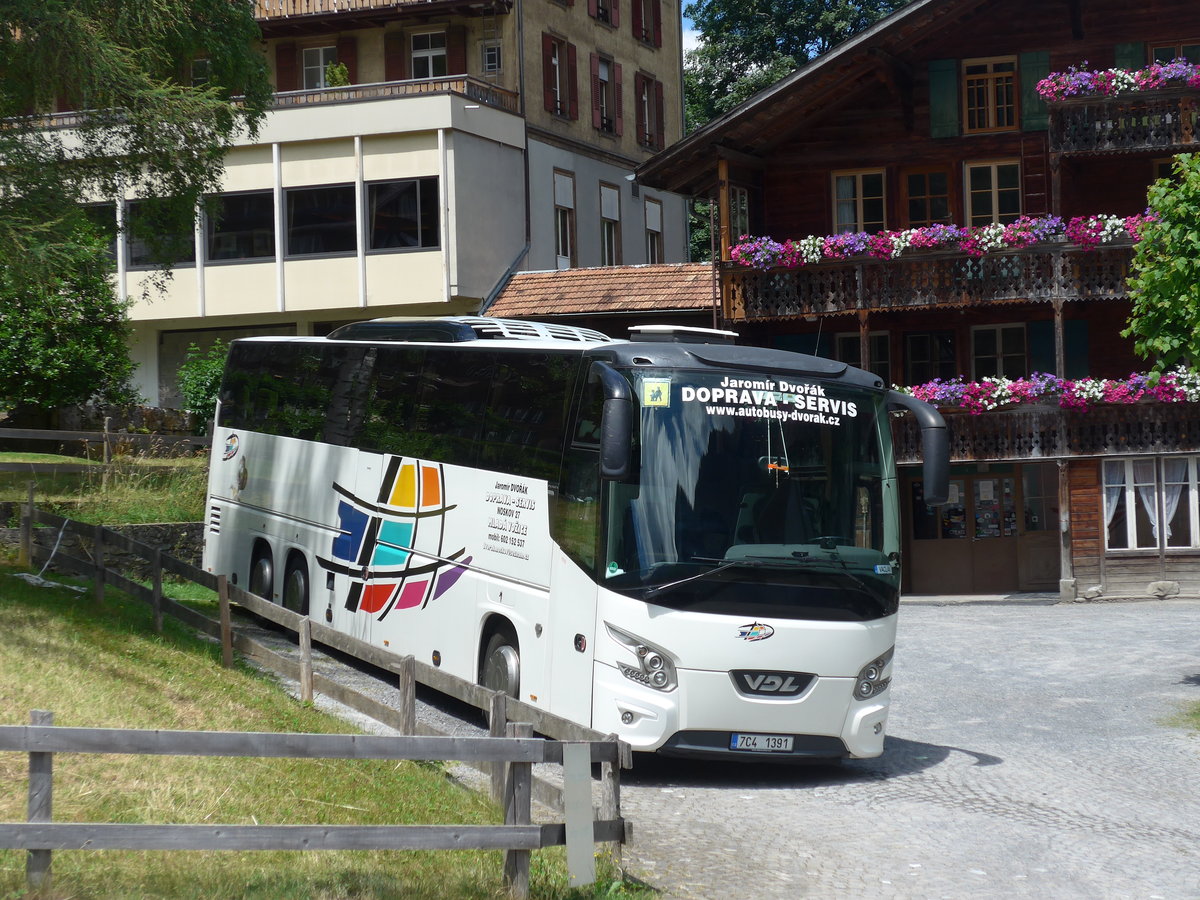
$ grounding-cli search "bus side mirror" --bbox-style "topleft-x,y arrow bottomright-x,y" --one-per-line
590,361 -> 633,480
887,390 -> 949,505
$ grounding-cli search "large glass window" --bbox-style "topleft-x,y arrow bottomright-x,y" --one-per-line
600,183 -> 620,266
645,196 -> 663,263
554,170 -> 575,269
600,369 -> 898,621
1152,43 -> 1200,64
207,192 -> 274,261
125,200 -> 195,269
286,185 -> 356,256
367,178 -> 439,250
1105,457 -> 1196,551
833,171 -> 886,234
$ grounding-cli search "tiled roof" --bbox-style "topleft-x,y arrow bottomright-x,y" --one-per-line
484,263 -> 716,318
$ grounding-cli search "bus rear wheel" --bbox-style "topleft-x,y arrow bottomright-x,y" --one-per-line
282,556 -> 310,616
481,632 -> 520,700
249,545 -> 273,600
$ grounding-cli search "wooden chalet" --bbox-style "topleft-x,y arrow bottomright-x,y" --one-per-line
636,0 -> 1200,598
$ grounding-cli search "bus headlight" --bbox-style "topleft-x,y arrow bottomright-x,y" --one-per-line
853,647 -> 894,701
605,623 -> 678,692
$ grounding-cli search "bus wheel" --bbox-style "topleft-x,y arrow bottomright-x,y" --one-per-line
481,631 -> 520,700
249,544 -> 273,599
282,556 -> 310,616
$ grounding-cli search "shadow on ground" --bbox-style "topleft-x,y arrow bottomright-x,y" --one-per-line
622,735 -> 1003,788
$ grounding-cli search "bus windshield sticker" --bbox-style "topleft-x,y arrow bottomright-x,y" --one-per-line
642,379 -> 671,408
680,377 -> 859,426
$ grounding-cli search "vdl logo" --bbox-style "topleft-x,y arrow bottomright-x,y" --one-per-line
731,669 -> 814,697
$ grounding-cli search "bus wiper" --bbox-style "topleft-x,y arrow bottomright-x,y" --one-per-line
759,551 -> 876,596
643,558 -> 764,600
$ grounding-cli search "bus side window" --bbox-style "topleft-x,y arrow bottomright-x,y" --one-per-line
360,346 -> 426,456
416,349 -> 492,468
482,353 -> 573,481
555,448 -> 600,574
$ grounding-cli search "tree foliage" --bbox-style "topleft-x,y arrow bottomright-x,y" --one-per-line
0,229 -> 137,423
1124,153 -> 1200,373
0,0 -> 271,413
683,0 -> 911,127
175,339 -> 229,427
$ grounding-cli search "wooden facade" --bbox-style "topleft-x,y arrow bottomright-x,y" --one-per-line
638,0 -> 1200,599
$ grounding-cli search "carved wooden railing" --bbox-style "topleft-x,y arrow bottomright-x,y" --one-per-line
255,0 -> 438,17
1048,87 -> 1199,155
721,241 -> 1134,320
892,403 -> 1200,464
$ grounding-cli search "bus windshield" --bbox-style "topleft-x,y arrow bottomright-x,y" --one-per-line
602,369 -> 899,621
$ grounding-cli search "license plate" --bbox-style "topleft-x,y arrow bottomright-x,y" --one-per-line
730,733 -> 794,752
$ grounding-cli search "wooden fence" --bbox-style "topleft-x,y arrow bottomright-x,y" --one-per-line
0,709 -> 620,897
13,500 -> 631,896
0,423 -> 209,465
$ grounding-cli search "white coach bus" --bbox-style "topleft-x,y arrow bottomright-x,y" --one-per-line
204,317 -> 948,761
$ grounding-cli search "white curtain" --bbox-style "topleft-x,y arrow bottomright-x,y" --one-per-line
1134,459 -> 1159,542
1103,460 -> 1125,531
1160,458 -> 1189,542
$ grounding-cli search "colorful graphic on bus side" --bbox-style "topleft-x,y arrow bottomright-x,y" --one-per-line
318,457 -> 472,621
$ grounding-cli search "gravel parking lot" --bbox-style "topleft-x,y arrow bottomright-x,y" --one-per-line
239,596 -> 1200,899
617,598 -> 1200,899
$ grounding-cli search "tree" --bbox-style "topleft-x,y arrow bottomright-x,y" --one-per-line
0,0 -> 271,415
175,339 -> 229,430
684,0 -> 911,127
0,229 -> 138,425
1124,153 -> 1200,373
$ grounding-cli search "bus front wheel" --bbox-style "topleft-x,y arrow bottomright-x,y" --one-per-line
481,631 -> 520,700
282,556 -> 310,616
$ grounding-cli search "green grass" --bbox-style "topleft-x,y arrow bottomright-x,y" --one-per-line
0,451 -> 209,523
0,560 -> 649,899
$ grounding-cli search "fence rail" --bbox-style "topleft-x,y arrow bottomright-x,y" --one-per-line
14,498 -> 631,897
0,711 -> 620,896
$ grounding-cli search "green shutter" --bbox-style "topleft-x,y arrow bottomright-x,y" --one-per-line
929,59 -> 959,138
1020,51 -> 1050,131
1114,42 -> 1146,69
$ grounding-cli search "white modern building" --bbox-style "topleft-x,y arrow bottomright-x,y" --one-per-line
76,0 -> 688,404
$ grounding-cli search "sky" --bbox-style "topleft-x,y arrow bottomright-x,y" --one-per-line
681,11 -> 700,54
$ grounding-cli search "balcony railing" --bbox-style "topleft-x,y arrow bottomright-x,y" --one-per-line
39,76 -> 520,129
892,402 -> 1200,464
1048,87 -> 1199,155
721,240 -> 1135,320
271,76 -> 519,114
255,0 -> 424,18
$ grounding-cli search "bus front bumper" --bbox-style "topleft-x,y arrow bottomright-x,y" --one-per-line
592,664 -> 890,760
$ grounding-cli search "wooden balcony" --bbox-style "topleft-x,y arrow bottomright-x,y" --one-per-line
892,402 -> 1200,465
254,0 -> 500,18
721,240 -> 1135,321
1048,87 -> 1199,155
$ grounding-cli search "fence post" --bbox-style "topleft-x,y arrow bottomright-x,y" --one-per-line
488,692 -> 508,803
102,417 -> 111,491
151,548 -> 163,634
218,575 -> 233,668
298,619 -> 313,703
93,524 -> 105,604
600,735 -> 631,866
394,656 -> 415,734
27,709 -> 53,893
19,481 -> 34,568
503,722 -> 533,900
